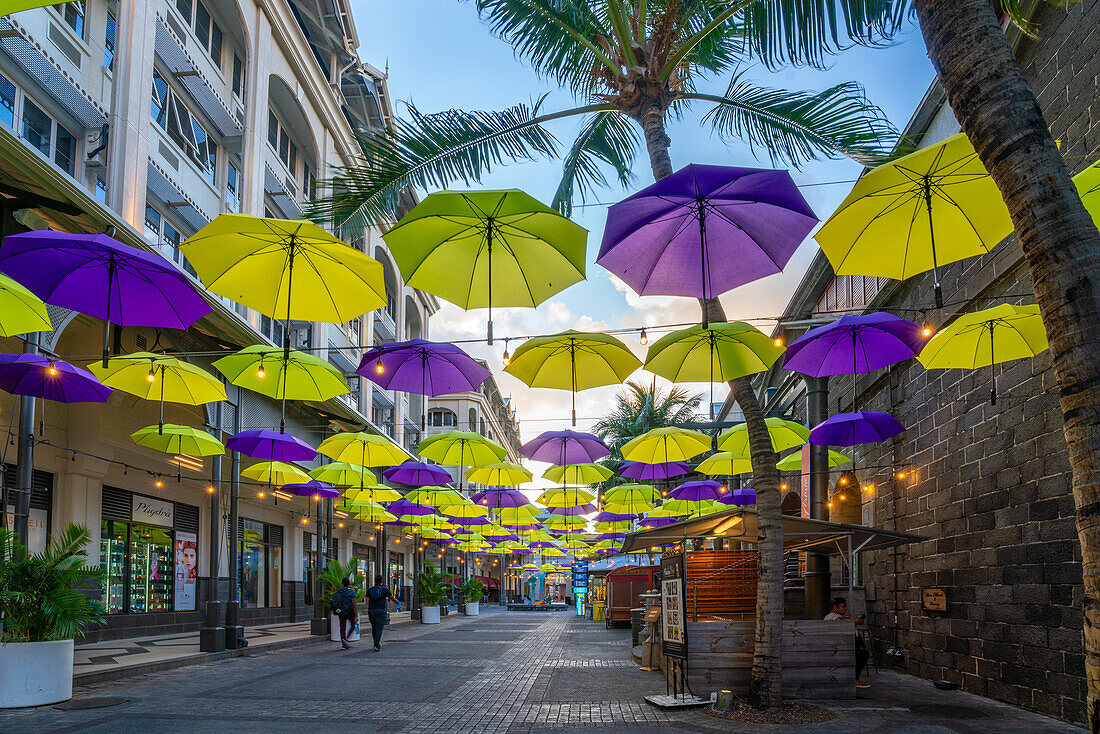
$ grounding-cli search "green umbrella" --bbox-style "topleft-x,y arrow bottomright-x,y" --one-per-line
776,449 -> 851,471
381,190 -> 587,344
505,330 -> 640,425
717,417 -> 809,455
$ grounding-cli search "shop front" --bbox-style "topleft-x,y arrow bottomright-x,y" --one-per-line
238,518 -> 283,609
388,550 -> 405,603
353,542 -> 376,591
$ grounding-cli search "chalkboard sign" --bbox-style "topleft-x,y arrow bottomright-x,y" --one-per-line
660,554 -> 687,659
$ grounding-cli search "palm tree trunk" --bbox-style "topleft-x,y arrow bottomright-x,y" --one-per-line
913,1 -> 1100,728
639,104 -> 784,708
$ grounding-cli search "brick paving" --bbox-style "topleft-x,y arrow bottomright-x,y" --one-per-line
0,607 -> 1083,732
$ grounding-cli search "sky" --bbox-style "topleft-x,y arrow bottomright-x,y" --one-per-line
348,1 -> 937,480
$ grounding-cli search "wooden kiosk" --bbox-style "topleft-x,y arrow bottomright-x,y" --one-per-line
624,508 -> 924,700
604,564 -> 657,628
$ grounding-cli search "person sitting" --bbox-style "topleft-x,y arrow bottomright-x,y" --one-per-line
824,597 -> 870,689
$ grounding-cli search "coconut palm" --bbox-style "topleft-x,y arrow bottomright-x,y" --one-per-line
594,380 -> 702,469
309,1 -> 908,707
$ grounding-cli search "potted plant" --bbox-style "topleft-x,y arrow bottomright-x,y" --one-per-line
416,561 -> 450,624
319,559 -> 365,642
0,525 -> 105,708
460,578 -> 485,616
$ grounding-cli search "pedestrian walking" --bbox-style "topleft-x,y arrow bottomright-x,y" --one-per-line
366,575 -> 398,651
331,577 -> 358,650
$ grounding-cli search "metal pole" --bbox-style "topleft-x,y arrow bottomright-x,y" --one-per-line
805,376 -> 832,620
200,402 -> 225,652
225,389 -> 243,647
13,333 -> 38,550
310,495 -> 327,635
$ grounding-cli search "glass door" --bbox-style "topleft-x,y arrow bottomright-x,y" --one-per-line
129,524 -> 173,613
100,520 -> 128,614
239,521 -> 264,608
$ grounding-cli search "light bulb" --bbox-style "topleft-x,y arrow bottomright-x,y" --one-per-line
147,368 -> 156,382
839,477 -> 848,485
312,493 -> 320,501
302,517 -> 308,524
639,328 -> 648,346
369,536 -> 375,541
896,471 -> 906,480
46,364 -> 58,376
923,326 -> 932,337
207,485 -> 215,493
338,522 -> 344,528
258,491 -> 265,498
780,483 -> 788,491
375,359 -> 384,374
827,501 -> 833,508
257,366 -> 266,379
839,494 -> 847,501
502,349 -> 510,367
155,479 -> 164,488
774,337 -> 783,347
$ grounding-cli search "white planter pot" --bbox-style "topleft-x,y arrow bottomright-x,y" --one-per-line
0,639 -> 74,708
421,606 -> 441,624
464,602 -> 480,616
329,614 -> 361,642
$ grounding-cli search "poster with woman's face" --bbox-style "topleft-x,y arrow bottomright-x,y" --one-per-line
174,532 -> 198,611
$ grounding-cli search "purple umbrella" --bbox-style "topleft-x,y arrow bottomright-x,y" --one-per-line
520,430 -> 610,464
359,339 -> 490,426
388,499 -> 436,517
451,515 -> 491,526
669,479 -> 724,502
548,504 -> 597,516
638,515 -> 678,528
0,231 -> 211,366
598,165 -> 817,310
598,532 -> 627,540
472,488 -> 530,508
227,429 -> 316,461
783,313 -> 926,377
594,511 -> 635,522
384,461 -> 452,487
717,488 -> 756,506
280,480 -> 340,498
0,354 -> 111,402
809,411 -> 904,446
619,460 -> 690,481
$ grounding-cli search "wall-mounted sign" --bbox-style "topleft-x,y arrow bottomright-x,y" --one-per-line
660,554 -> 687,659
173,531 -> 197,611
4,506 -> 47,554
922,587 -> 947,611
132,495 -> 174,527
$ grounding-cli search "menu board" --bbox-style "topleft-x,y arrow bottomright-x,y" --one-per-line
660,554 -> 687,659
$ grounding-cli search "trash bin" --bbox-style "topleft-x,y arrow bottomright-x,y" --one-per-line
631,607 -> 645,646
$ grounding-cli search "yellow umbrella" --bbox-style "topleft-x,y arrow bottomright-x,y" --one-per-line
213,345 -> 349,402
776,450 -> 851,471
354,506 -> 398,524
621,427 -> 711,463
603,483 -> 661,503
242,461 -> 310,486
504,330 -> 640,425
559,538 -> 590,551
538,487 -> 595,508
415,527 -> 454,540
418,430 -> 506,467
0,273 -> 52,337
465,462 -> 532,487
1072,157 -> 1100,230
406,487 -> 467,508
318,431 -> 407,467
181,214 -> 386,324
717,418 -> 809,455
90,352 -> 225,405
661,498 -> 719,517
697,452 -> 753,476
342,486 -> 403,503
918,303 -> 1048,404
544,514 -> 588,530
130,424 -> 223,480
593,521 -> 632,533
497,506 -> 544,526
439,503 -> 491,519
542,463 -> 613,485
309,462 -> 380,487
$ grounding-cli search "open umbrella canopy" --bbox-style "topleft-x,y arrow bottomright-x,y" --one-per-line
0,354 -> 111,403
783,312 -> 927,377
384,461 -> 453,487
418,430 -> 506,467
593,520 -> 633,533
669,480 -> 724,502
918,304 -> 1048,368
280,480 -> 340,499
543,463 -> 613,485
717,488 -> 757,506
318,431 -> 407,467
466,462 -> 532,487
439,503 -> 491,519
90,352 -> 225,404
621,427 -> 711,463
504,330 -> 640,424
406,487 -> 467,508
594,511 -> 635,522
388,499 -> 436,517
776,450 -> 851,471
1073,157 -> 1100,229
538,487 -> 596,508
310,463 -> 380,487
598,164 -> 817,301
227,429 -> 316,462
644,322 -> 784,383
544,514 -> 588,530
661,498 -> 722,517
495,505 -> 544,524
619,461 -> 689,481
381,189 -> 588,342
603,483 -> 662,504
471,488 -> 530,508
548,504 -> 598,516
181,214 -> 386,323
131,424 -> 224,456
0,273 -> 52,337
809,411 -> 905,446
815,133 -> 1014,307
520,430 -> 610,465
213,345 -> 349,401
358,338 -> 490,397
717,418 -> 809,455
696,452 -> 753,476
242,461 -> 310,486
343,486 -> 403,503
353,505 -> 398,524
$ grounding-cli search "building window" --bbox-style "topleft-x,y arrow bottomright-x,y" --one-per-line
54,125 -> 75,175
175,0 -> 222,67
54,1 -> 86,39
151,70 -> 217,185
144,204 -> 197,277
0,74 -> 14,128
226,159 -> 241,212
302,164 -> 315,201
104,10 -> 116,70
428,409 -> 457,427
259,314 -> 285,346
232,53 -> 244,99
267,108 -> 299,179
238,518 -> 282,609
95,176 -> 107,203
20,98 -> 77,176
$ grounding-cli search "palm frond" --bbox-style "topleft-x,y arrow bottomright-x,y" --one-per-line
691,69 -> 897,167
738,0 -> 909,69
470,0 -> 621,94
552,110 -> 639,216
306,98 -> 592,230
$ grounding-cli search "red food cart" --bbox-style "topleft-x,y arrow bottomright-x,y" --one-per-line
604,564 -> 657,628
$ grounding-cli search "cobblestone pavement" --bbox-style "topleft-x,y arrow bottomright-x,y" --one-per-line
0,608 -> 1082,733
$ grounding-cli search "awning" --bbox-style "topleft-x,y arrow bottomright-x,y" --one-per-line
153,15 -> 240,137
264,163 -> 302,219
146,159 -> 211,232
621,507 -> 926,556
473,574 -> 499,588
0,18 -> 106,130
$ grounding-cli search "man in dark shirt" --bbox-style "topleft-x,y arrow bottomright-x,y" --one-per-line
366,575 -> 397,651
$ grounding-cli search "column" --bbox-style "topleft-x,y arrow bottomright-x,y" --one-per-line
805,376 -> 831,620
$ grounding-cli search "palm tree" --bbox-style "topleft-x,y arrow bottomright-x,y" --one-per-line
909,1 -> 1100,728
309,1 -> 908,707
593,379 -> 702,471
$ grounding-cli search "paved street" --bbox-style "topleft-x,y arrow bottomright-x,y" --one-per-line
0,608 -> 1082,733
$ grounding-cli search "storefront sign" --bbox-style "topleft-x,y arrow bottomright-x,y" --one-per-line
4,506 -> 47,554
571,559 -> 588,591
800,443 -> 811,517
660,554 -> 687,659
174,531 -> 197,611
132,495 -> 174,527
922,587 -> 947,611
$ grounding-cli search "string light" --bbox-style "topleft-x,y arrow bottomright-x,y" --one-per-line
502,338 -> 511,367
258,491 -> 265,498
155,478 -> 164,488
780,483 -> 788,490
639,328 -> 648,346
338,522 -> 344,528
146,368 -> 156,382
374,358 -> 385,374
896,471 -> 906,480
774,337 -> 783,347
301,517 -> 308,524
256,364 -> 266,379
46,363 -> 58,376
922,325 -> 933,337
206,485 -> 216,493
